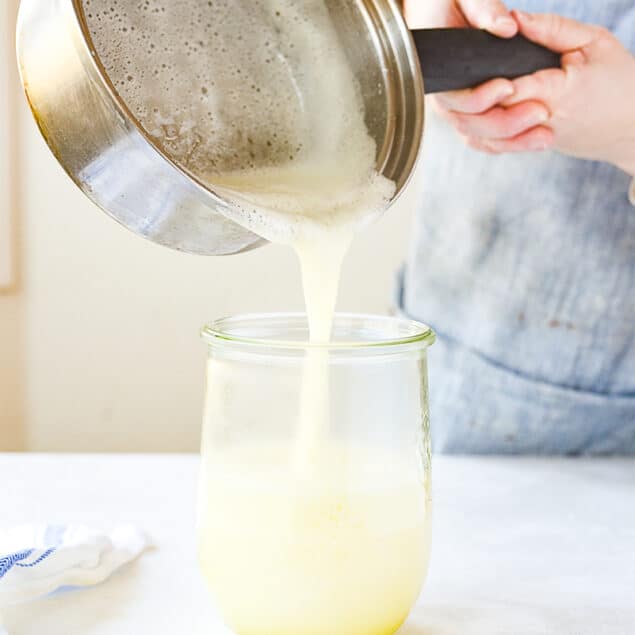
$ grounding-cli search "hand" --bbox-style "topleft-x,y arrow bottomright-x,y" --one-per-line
421,9 -> 635,177
499,12 -> 635,176
403,0 -> 518,37
403,0 -> 522,134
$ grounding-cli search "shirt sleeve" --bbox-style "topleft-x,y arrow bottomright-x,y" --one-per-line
630,179 -> 635,207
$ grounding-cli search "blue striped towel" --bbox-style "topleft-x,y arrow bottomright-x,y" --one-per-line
0,525 -> 149,607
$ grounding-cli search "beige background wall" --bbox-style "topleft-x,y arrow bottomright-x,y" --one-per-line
0,4 -> 426,452
1,0 -> 24,451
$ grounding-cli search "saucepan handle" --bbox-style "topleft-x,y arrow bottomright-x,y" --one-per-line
412,28 -> 561,94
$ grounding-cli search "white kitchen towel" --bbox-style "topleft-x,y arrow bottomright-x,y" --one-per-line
0,524 -> 149,606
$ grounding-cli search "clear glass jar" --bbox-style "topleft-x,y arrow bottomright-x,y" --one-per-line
198,313 -> 435,635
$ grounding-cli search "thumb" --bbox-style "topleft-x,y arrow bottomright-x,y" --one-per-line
458,0 -> 518,38
513,11 -> 600,52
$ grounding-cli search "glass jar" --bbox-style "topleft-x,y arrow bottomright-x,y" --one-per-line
198,313 -> 435,635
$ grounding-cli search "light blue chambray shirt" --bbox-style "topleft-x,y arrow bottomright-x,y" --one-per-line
400,0 -> 635,454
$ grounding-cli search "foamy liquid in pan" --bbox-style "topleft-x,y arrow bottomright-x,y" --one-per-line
83,0 -> 395,244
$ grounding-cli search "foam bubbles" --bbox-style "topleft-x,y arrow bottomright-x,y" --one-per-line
82,0 -> 395,244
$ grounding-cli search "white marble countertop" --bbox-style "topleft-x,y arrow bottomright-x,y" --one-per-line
1,454 -> 634,635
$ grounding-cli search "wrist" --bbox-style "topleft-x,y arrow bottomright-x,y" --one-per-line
624,163 -> 635,179
618,153 -> 635,207
609,145 -> 635,206
613,130 -> 635,177
613,152 -> 635,179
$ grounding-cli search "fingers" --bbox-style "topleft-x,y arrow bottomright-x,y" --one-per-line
446,100 -> 550,140
435,7 -> 591,157
458,0 -> 518,37
467,126 -> 554,154
435,75 -> 552,156
402,1 -> 466,29
561,50 -> 587,67
435,78 -> 515,114
501,68 -> 567,107
513,10 -> 601,52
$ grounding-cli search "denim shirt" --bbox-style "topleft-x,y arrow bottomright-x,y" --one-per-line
401,0 -> 635,454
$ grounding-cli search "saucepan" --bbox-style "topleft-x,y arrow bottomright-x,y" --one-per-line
16,0 -> 559,255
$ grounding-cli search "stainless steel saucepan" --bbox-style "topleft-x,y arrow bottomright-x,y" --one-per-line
16,0 -> 559,255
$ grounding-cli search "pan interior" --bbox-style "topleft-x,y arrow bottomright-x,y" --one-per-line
80,0 -> 420,241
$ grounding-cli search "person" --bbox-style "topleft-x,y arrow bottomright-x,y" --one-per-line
399,0 -> 635,454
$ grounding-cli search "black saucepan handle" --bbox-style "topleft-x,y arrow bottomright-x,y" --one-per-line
412,28 -> 561,94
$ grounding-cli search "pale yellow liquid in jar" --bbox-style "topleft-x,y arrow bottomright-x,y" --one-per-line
197,210 -> 431,635
198,446 -> 431,635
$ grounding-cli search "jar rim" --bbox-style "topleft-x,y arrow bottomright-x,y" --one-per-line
201,313 -> 435,351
